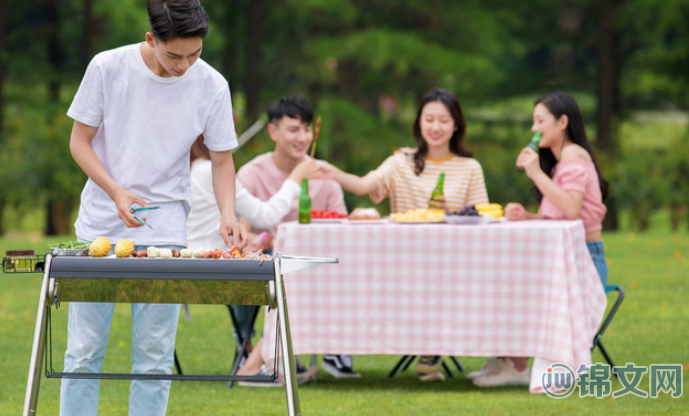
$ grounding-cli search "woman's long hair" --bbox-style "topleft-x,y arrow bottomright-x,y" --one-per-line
411,88 -> 472,175
534,92 -> 609,202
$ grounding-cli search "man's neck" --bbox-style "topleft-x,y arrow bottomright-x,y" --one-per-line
272,152 -> 304,176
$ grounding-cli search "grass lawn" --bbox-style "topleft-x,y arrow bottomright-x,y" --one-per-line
1,223 -> 687,415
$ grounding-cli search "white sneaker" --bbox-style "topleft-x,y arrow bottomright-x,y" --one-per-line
466,357 -> 505,380
472,359 -> 530,387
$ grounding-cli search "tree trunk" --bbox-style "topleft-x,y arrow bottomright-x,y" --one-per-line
0,0 -> 8,135
243,0 -> 262,121
220,0 -> 240,85
595,0 -> 623,231
47,0 -> 60,103
47,198 -> 76,236
81,0 -> 94,72
0,0 -> 9,234
45,0 -> 62,235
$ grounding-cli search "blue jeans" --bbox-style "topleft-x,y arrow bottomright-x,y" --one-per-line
60,244 -> 183,416
586,240 -> 608,289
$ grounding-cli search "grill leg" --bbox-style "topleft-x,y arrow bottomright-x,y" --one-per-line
275,265 -> 301,416
24,257 -> 53,416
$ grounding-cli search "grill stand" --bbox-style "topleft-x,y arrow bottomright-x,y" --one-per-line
22,254 -> 337,416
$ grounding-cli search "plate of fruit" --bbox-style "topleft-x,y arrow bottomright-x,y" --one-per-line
445,206 -> 490,225
390,208 -> 445,223
311,209 -> 348,223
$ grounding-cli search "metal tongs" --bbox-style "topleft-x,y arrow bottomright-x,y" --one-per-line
129,206 -> 160,228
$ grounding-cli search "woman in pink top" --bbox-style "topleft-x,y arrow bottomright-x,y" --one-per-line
471,92 -> 610,388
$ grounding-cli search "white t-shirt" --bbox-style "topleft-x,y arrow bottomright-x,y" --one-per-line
186,159 -> 300,250
68,43 -> 237,246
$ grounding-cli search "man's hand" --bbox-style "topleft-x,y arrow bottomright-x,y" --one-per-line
113,188 -> 150,228
288,159 -> 321,183
311,160 -> 339,180
220,211 -> 247,249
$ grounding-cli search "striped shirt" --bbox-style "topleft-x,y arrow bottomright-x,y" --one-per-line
365,147 -> 489,213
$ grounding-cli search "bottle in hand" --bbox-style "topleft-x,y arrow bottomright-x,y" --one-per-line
428,172 -> 445,209
298,178 -> 312,224
526,131 -> 542,153
518,131 -> 542,172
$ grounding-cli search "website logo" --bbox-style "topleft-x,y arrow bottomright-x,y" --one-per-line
542,363 -> 577,399
541,362 -> 684,399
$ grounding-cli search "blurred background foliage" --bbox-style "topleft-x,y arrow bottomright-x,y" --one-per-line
1,0 -> 688,235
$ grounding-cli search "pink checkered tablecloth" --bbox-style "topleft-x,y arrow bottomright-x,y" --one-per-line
263,219 -> 607,393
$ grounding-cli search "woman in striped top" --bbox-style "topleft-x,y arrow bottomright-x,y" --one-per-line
318,88 -> 489,382
321,88 -> 488,213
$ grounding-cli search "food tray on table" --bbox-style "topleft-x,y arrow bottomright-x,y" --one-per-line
48,241 -> 90,257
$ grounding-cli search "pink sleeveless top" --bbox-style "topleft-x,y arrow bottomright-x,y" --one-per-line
540,159 -> 607,233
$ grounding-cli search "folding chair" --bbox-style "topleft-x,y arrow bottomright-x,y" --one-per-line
591,284 -> 624,375
387,356 -> 464,378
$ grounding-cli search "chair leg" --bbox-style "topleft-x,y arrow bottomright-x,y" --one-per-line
449,356 -> 465,373
173,350 -> 183,375
227,305 -> 260,388
595,341 -> 621,379
590,285 -> 624,381
400,355 -> 416,372
441,359 -> 455,378
388,355 -> 464,378
387,355 -> 414,378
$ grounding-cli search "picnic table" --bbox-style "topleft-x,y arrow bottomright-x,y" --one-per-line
264,219 -> 607,393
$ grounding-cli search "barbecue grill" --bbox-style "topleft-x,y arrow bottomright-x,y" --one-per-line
9,252 -> 337,416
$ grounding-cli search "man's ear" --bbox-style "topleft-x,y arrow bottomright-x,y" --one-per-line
145,32 -> 155,48
267,123 -> 278,142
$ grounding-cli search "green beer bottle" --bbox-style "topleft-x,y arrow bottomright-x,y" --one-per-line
428,172 -> 445,209
518,131 -> 542,172
298,178 -> 311,224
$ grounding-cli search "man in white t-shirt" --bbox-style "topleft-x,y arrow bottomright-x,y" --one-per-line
60,1 -> 246,415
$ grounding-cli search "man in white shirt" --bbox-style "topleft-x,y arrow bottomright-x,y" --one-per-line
61,1 -> 245,414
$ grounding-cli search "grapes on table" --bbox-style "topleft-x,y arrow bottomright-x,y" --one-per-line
450,205 -> 480,217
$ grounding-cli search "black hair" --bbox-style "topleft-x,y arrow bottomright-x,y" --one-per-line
190,135 -> 211,165
147,0 -> 209,41
411,88 -> 472,175
266,95 -> 314,125
534,92 -> 609,202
